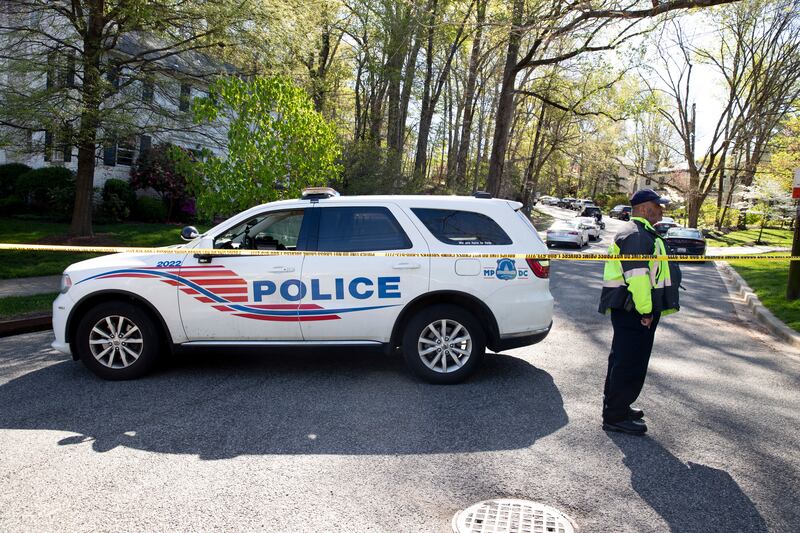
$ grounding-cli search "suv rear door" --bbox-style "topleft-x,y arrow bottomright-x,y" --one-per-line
298,203 -> 430,342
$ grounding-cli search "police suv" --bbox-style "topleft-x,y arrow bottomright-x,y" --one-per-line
52,188 -> 553,383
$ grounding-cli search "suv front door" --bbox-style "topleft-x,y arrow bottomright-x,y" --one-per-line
298,204 -> 430,343
178,208 -> 312,341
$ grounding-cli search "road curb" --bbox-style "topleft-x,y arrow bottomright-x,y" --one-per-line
716,261 -> 800,348
0,314 -> 52,338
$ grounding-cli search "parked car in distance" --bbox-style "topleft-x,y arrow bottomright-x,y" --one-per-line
580,205 -> 605,228
575,216 -> 601,241
546,220 -> 588,248
609,205 -> 632,221
540,196 -> 560,206
664,227 -> 706,257
654,217 -> 680,236
574,199 -> 594,211
558,197 -> 576,209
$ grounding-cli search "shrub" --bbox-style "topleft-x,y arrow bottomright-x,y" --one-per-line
16,166 -> 75,217
132,196 -> 167,222
0,195 -> 25,214
0,163 -> 31,197
333,142 -> 400,195
99,179 -> 136,222
130,143 -> 194,222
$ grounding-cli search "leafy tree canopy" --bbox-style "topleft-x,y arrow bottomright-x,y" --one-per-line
178,75 -> 342,218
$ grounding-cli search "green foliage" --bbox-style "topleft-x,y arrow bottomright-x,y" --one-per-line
0,163 -> 31,197
595,193 -> 629,209
130,143 -> 193,222
132,196 -> 167,223
334,141 -> 400,195
98,179 -> 136,222
16,166 -> 75,218
0,195 -> 26,215
179,75 -> 342,218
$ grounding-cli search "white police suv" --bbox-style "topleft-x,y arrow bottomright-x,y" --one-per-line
52,188 -> 553,383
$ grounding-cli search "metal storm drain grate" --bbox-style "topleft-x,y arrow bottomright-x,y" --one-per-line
452,499 -> 576,533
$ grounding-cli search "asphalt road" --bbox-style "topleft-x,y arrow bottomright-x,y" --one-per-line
1,209 -> 799,532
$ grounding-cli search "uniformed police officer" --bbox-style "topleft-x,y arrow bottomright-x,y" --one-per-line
599,189 -> 681,435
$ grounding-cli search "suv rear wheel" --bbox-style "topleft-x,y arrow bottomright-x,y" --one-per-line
401,304 -> 485,384
74,301 -> 161,380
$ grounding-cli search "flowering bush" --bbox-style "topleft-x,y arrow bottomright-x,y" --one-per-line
130,143 -> 193,222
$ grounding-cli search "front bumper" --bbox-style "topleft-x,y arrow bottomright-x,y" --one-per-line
51,293 -> 73,356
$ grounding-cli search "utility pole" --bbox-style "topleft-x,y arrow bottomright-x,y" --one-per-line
788,169 -> 800,300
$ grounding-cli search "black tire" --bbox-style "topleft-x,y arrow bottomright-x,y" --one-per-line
74,301 -> 162,380
401,304 -> 486,384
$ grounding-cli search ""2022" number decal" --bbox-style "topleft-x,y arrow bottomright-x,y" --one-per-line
156,260 -> 183,268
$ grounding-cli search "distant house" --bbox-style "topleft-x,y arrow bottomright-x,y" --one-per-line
0,18 -> 231,187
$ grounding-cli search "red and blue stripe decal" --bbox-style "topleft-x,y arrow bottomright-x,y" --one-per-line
77,265 -> 398,321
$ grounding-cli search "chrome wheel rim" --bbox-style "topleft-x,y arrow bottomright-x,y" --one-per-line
89,315 -> 143,369
418,319 -> 472,374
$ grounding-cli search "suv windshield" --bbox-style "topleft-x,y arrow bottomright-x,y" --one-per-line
214,209 -> 306,250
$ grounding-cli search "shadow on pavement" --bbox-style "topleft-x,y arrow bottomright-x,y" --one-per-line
0,349 -> 567,459
609,432 -> 768,533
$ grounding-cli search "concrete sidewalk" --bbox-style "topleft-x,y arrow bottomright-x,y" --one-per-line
0,275 -> 61,298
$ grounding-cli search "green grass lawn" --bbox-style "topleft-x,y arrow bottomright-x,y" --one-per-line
0,292 -> 58,319
706,227 -> 794,248
727,254 -> 800,333
0,217 -> 203,279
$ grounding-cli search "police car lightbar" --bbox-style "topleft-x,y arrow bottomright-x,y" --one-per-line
301,187 -> 340,200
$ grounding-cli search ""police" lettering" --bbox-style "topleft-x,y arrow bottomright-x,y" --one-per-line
253,277 -> 401,302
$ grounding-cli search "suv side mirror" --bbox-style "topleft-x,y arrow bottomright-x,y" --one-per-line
181,226 -> 199,241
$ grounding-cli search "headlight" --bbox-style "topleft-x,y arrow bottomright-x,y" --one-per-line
60,273 -> 72,294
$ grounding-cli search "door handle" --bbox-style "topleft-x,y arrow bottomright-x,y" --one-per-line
392,262 -> 421,270
266,266 -> 295,273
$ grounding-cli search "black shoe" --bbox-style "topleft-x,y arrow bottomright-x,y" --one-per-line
629,407 -> 644,420
603,418 -> 647,435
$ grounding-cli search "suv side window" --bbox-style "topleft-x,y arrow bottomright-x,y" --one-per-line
412,208 -> 513,246
316,206 -> 412,252
213,209 -> 308,250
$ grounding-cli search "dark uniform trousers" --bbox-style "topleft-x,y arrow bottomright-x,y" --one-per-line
603,309 -> 661,423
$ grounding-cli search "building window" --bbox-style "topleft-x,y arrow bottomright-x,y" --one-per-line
116,138 -> 136,166
107,62 -> 120,88
142,79 -> 154,103
43,130 -> 53,161
179,83 -> 191,111
139,135 -> 152,157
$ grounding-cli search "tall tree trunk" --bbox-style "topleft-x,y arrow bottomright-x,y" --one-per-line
520,100 -> 546,208
413,0 -> 439,180
385,6 -> 411,157
70,0 -> 105,237
397,27 -> 423,152
455,0 -> 486,189
486,0 -> 524,197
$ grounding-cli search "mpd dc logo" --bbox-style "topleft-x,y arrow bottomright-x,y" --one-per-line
496,258 -> 517,280
482,258 -> 528,280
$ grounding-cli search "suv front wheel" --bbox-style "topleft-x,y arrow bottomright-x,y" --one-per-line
74,301 -> 161,380
401,304 -> 485,384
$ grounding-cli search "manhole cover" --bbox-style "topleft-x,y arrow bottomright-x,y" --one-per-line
452,499 -> 576,533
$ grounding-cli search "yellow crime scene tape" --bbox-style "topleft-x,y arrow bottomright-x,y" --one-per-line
0,242 -> 796,262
